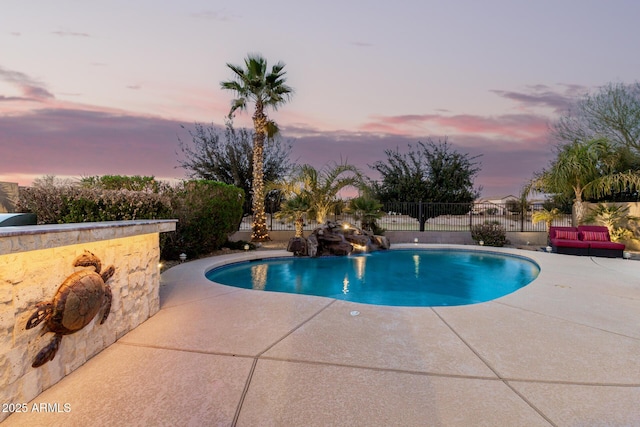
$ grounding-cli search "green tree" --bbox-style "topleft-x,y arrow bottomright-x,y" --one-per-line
526,138 -> 640,224
370,139 -> 481,229
552,82 -> 640,202
220,53 -> 294,241
553,82 -> 640,153
177,121 -> 293,210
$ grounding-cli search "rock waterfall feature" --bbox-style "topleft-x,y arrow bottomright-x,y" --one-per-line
286,221 -> 389,257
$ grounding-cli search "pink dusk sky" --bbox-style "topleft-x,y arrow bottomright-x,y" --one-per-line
1,0 -> 639,197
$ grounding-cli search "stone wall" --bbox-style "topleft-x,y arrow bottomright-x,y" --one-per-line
0,220 -> 175,422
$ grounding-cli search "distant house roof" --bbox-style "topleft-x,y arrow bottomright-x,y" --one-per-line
475,195 -> 518,203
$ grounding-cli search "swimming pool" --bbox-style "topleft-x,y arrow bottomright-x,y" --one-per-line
206,249 -> 540,307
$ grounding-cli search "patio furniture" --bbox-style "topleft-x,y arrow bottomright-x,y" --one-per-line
549,226 -> 625,258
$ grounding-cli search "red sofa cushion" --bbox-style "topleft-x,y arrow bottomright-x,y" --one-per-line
588,240 -> 625,250
551,238 -> 589,248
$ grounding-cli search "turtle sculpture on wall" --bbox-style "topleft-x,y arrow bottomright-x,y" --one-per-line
25,250 -> 115,368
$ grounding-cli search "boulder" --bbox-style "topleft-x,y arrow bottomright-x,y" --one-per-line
307,234 -> 318,257
287,237 -> 307,256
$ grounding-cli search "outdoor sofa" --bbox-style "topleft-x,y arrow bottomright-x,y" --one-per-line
549,225 -> 625,258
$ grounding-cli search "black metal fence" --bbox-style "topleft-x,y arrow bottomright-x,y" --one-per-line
238,201 -> 572,232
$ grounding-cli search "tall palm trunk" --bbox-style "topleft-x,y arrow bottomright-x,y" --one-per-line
294,216 -> 304,238
572,185 -> 585,226
251,102 -> 270,241
573,198 -> 586,227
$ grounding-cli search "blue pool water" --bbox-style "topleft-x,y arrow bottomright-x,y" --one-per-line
205,249 -> 540,307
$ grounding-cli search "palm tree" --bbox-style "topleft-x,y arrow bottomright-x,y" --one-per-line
531,208 -> 561,232
346,196 -> 384,233
275,195 -> 310,238
526,138 -> 640,225
583,203 -> 639,242
531,208 -> 561,244
269,179 -> 310,238
298,163 -> 363,224
270,163 -> 363,232
220,53 -> 293,241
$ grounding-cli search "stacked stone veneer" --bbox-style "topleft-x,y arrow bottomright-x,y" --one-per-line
0,220 -> 175,421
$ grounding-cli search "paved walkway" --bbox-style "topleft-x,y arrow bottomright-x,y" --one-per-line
4,245 -> 640,426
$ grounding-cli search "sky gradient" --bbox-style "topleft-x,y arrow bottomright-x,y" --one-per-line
2,0 -> 639,196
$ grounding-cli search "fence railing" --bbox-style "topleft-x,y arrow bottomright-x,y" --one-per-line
238,201 -> 572,232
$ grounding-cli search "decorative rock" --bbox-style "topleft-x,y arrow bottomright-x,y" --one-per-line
286,237 -> 307,256
373,235 -> 390,250
286,221 -> 390,257
307,234 -> 318,257
329,241 -> 353,256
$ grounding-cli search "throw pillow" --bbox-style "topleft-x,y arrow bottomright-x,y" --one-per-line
581,231 -> 608,241
555,230 -> 578,240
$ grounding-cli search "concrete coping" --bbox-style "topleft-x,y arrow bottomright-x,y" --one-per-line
0,219 -> 177,255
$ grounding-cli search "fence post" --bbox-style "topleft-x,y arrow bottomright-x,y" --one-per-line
418,201 -> 424,232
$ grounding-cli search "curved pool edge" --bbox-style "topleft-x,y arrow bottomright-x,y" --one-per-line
160,245 -> 549,309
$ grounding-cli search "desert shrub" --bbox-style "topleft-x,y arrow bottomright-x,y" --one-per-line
81,175 -> 168,193
470,222 -> 509,247
20,175 -> 245,261
162,180 -> 244,259
18,185 -> 171,223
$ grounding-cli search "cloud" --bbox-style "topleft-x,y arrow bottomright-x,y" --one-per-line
0,66 -> 55,101
127,85 -> 142,90
0,104 -> 553,196
0,108 -> 190,181
359,112 -> 549,141
51,30 -> 90,37
191,9 -> 239,21
0,66 -> 561,195
491,84 -> 587,114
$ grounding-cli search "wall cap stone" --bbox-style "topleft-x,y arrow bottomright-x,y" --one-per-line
0,220 -> 177,254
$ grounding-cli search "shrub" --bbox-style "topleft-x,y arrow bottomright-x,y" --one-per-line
471,222 -> 510,247
161,180 -> 244,259
80,175 -> 168,193
18,185 -> 171,224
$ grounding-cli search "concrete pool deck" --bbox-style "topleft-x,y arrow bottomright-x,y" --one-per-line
4,244 -> 640,426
